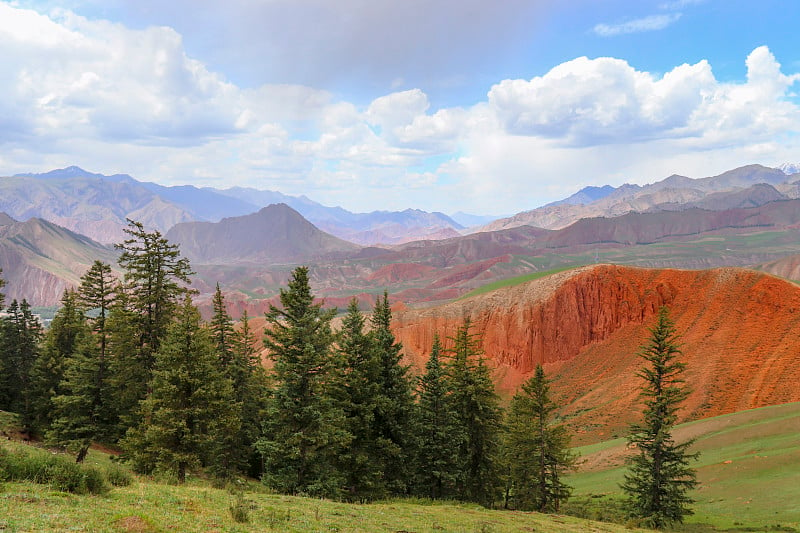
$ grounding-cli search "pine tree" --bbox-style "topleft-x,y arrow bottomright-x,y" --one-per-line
77,260 -> 116,366
230,309 -> 271,478
503,365 -> 576,512
622,307 -> 698,529
105,291 -> 144,439
414,333 -> 462,499
446,319 -> 503,507
115,219 -> 193,375
114,220 -> 193,427
336,298 -> 385,501
47,330 -> 110,462
369,291 -> 416,494
30,289 -> 86,434
256,266 -> 349,497
207,287 -> 262,480
122,297 -> 237,482
0,267 -> 5,310
0,300 -> 43,431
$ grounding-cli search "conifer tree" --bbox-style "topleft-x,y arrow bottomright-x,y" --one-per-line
207,287 -> 264,479
105,291 -> 144,439
122,297 -> 237,482
446,319 -> 503,506
30,289 -> 86,434
369,291 -> 416,494
622,307 -> 698,529
114,220 -> 193,428
230,309 -> 271,477
115,219 -> 193,375
414,333 -> 462,499
336,298 -> 385,501
503,365 -> 576,512
77,260 -> 116,366
0,268 -> 5,309
256,266 -> 349,497
0,300 -> 43,431
47,330 -> 111,462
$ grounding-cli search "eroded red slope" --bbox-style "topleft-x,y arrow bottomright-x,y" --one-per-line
392,265 -> 800,443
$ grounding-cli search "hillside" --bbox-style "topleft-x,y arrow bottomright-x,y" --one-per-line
165,203 -> 361,264
0,217 -> 117,305
392,265 -> 800,442
568,402 -> 800,531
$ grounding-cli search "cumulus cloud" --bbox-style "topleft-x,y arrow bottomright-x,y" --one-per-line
488,48 -> 799,150
593,13 -> 682,37
1,3 -> 800,215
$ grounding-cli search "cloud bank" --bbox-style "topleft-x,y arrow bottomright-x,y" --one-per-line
1,3 -> 799,214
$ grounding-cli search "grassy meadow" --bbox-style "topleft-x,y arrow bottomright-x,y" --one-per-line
2,402 -> 798,532
566,402 -> 800,532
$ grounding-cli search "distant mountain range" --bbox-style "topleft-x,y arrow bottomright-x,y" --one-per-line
4,166 -> 473,245
475,164 -> 800,233
6,162 -> 800,308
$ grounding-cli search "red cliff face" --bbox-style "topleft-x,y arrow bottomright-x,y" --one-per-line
392,264 -> 800,443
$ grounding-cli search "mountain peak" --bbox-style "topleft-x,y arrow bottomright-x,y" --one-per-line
777,162 -> 800,175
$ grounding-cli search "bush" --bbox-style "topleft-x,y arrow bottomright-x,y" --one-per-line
105,463 -> 133,487
0,447 -> 108,494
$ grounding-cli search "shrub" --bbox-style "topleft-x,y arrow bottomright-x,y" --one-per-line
105,463 -> 133,487
0,447 -> 108,494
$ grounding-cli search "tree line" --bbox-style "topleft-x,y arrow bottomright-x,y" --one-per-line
0,219 -> 697,526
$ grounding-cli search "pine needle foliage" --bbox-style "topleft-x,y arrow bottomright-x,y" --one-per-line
414,333 -> 462,499
622,306 -> 698,529
445,319 -> 503,507
503,365 -> 576,512
257,266 -> 349,498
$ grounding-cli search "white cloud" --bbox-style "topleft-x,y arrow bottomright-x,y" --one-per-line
593,13 -> 682,37
1,3 -> 800,215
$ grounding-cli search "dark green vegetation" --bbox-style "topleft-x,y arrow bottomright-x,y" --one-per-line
0,224 -> 574,511
503,365 -> 577,512
622,307 -> 698,528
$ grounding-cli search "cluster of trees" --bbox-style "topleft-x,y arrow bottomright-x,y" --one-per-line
0,221 -> 578,510
0,220 -> 697,525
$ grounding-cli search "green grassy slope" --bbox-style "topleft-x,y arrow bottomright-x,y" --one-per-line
0,412 -> 644,533
566,402 -> 800,531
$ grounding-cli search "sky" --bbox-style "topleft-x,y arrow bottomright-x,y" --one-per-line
1,0 -> 800,215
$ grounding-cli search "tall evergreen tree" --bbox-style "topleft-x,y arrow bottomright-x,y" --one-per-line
336,298 -> 385,501
47,330 -> 111,462
369,291 -> 416,494
105,291 -> 144,439
77,260 -> 116,366
622,307 -> 698,529
256,266 -> 349,497
207,287 -> 266,480
446,319 -> 503,507
0,300 -> 43,431
503,365 -> 576,512
115,219 -> 193,375
29,289 -> 86,434
229,309 -> 271,477
0,267 -> 5,310
122,297 -> 237,482
114,220 -> 193,427
413,333 -> 462,499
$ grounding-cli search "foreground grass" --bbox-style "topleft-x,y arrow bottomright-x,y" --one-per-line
566,402 -> 800,532
0,477 -> 647,533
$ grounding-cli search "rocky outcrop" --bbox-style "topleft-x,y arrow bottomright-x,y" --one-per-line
392,265 -> 800,443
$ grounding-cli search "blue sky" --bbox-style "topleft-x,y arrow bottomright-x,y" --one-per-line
2,0 -> 800,214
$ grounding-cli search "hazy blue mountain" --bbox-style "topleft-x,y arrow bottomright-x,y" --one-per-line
546,184 -> 617,206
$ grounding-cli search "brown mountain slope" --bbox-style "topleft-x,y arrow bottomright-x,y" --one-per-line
392,265 -> 800,443
0,218 -> 117,306
166,203 -> 361,265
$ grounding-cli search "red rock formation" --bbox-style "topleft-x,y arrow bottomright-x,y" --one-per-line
392,264 -> 800,443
